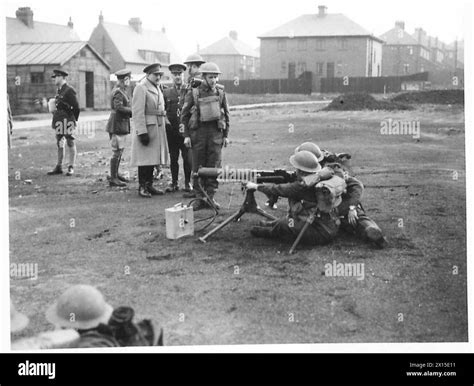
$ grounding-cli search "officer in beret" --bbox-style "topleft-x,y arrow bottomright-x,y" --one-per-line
48,69 -> 80,176
106,69 -> 132,187
130,63 -> 169,198
163,63 -> 192,192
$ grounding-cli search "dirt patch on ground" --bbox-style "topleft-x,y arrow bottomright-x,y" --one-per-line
392,90 -> 464,105
323,93 -> 412,111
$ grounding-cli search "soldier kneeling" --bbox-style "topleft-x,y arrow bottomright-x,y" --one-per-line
246,151 -> 343,246
45,285 -> 163,348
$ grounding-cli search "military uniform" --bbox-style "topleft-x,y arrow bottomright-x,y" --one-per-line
164,84 -> 191,188
181,82 -> 230,199
48,72 -> 80,175
337,175 -> 386,247
106,69 -> 132,186
256,180 -> 340,245
130,64 -> 169,197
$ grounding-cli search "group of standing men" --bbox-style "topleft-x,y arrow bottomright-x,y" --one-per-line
105,54 -> 230,208
46,54 -> 230,210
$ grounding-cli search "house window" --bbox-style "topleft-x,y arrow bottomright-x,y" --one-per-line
315,39 -> 325,50
31,72 -> 44,84
408,46 -> 413,55
277,39 -> 287,51
297,38 -> 307,51
316,62 -> 324,76
281,61 -> 287,74
297,61 -> 306,75
336,61 -> 344,76
338,38 -> 348,49
403,63 -> 410,74
140,50 -> 170,65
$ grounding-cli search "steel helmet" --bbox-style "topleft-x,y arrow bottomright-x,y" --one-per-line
295,142 -> 324,162
11,302 -> 29,333
289,150 -> 321,173
184,53 -> 205,65
45,285 -> 113,330
200,62 -> 222,75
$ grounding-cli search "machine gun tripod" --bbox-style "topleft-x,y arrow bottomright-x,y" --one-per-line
192,167 -> 294,243
198,185 -> 277,243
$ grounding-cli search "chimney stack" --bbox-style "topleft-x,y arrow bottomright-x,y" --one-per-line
99,11 -> 104,24
16,7 -> 34,28
129,17 -> 142,34
67,17 -> 74,29
415,27 -> 425,44
229,30 -> 238,40
395,21 -> 405,30
318,5 -> 327,16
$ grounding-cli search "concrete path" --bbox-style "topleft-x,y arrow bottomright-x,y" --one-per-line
13,100 -> 330,130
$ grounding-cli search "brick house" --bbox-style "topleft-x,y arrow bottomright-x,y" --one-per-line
88,13 -> 180,81
258,5 -> 383,91
199,31 -> 260,80
379,22 -> 436,76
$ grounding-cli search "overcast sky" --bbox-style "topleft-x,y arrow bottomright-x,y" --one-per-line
3,0 -> 469,61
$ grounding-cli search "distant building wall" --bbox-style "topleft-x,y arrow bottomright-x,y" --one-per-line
89,23 -> 125,73
260,36 -> 381,92
200,54 -> 259,80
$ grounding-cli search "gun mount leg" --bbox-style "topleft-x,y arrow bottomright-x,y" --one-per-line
256,207 -> 277,221
198,190 -> 277,243
288,214 -> 315,254
199,210 -> 243,243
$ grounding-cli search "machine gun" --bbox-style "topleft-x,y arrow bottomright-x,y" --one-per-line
191,167 -> 295,242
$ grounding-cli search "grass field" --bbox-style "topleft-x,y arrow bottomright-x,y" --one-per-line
9,102 -> 467,345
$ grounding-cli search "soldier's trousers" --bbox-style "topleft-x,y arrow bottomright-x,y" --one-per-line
138,165 -> 154,186
340,206 -> 383,242
166,130 -> 191,185
189,123 -> 223,196
269,212 -> 339,245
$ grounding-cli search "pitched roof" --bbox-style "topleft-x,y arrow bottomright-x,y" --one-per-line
6,17 -> 80,44
379,27 -> 419,45
99,22 -> 181,64
7,42 -> 110,68
199,36 -> 259,57
258,13 -> 383,42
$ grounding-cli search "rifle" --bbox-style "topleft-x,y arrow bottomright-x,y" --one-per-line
192,167 -> 295,242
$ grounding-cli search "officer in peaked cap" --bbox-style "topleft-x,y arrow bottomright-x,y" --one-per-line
130,62 -> 169,197
105,68 -> 133,187
143,63 -> 163,75
163,63 -> 192,192
51,69 -> 69,78
48,68 -> 80,177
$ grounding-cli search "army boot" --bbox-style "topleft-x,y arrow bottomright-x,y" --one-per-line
109,158 -> 126,187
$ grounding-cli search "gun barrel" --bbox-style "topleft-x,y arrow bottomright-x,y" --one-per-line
194,167 -> 296,184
